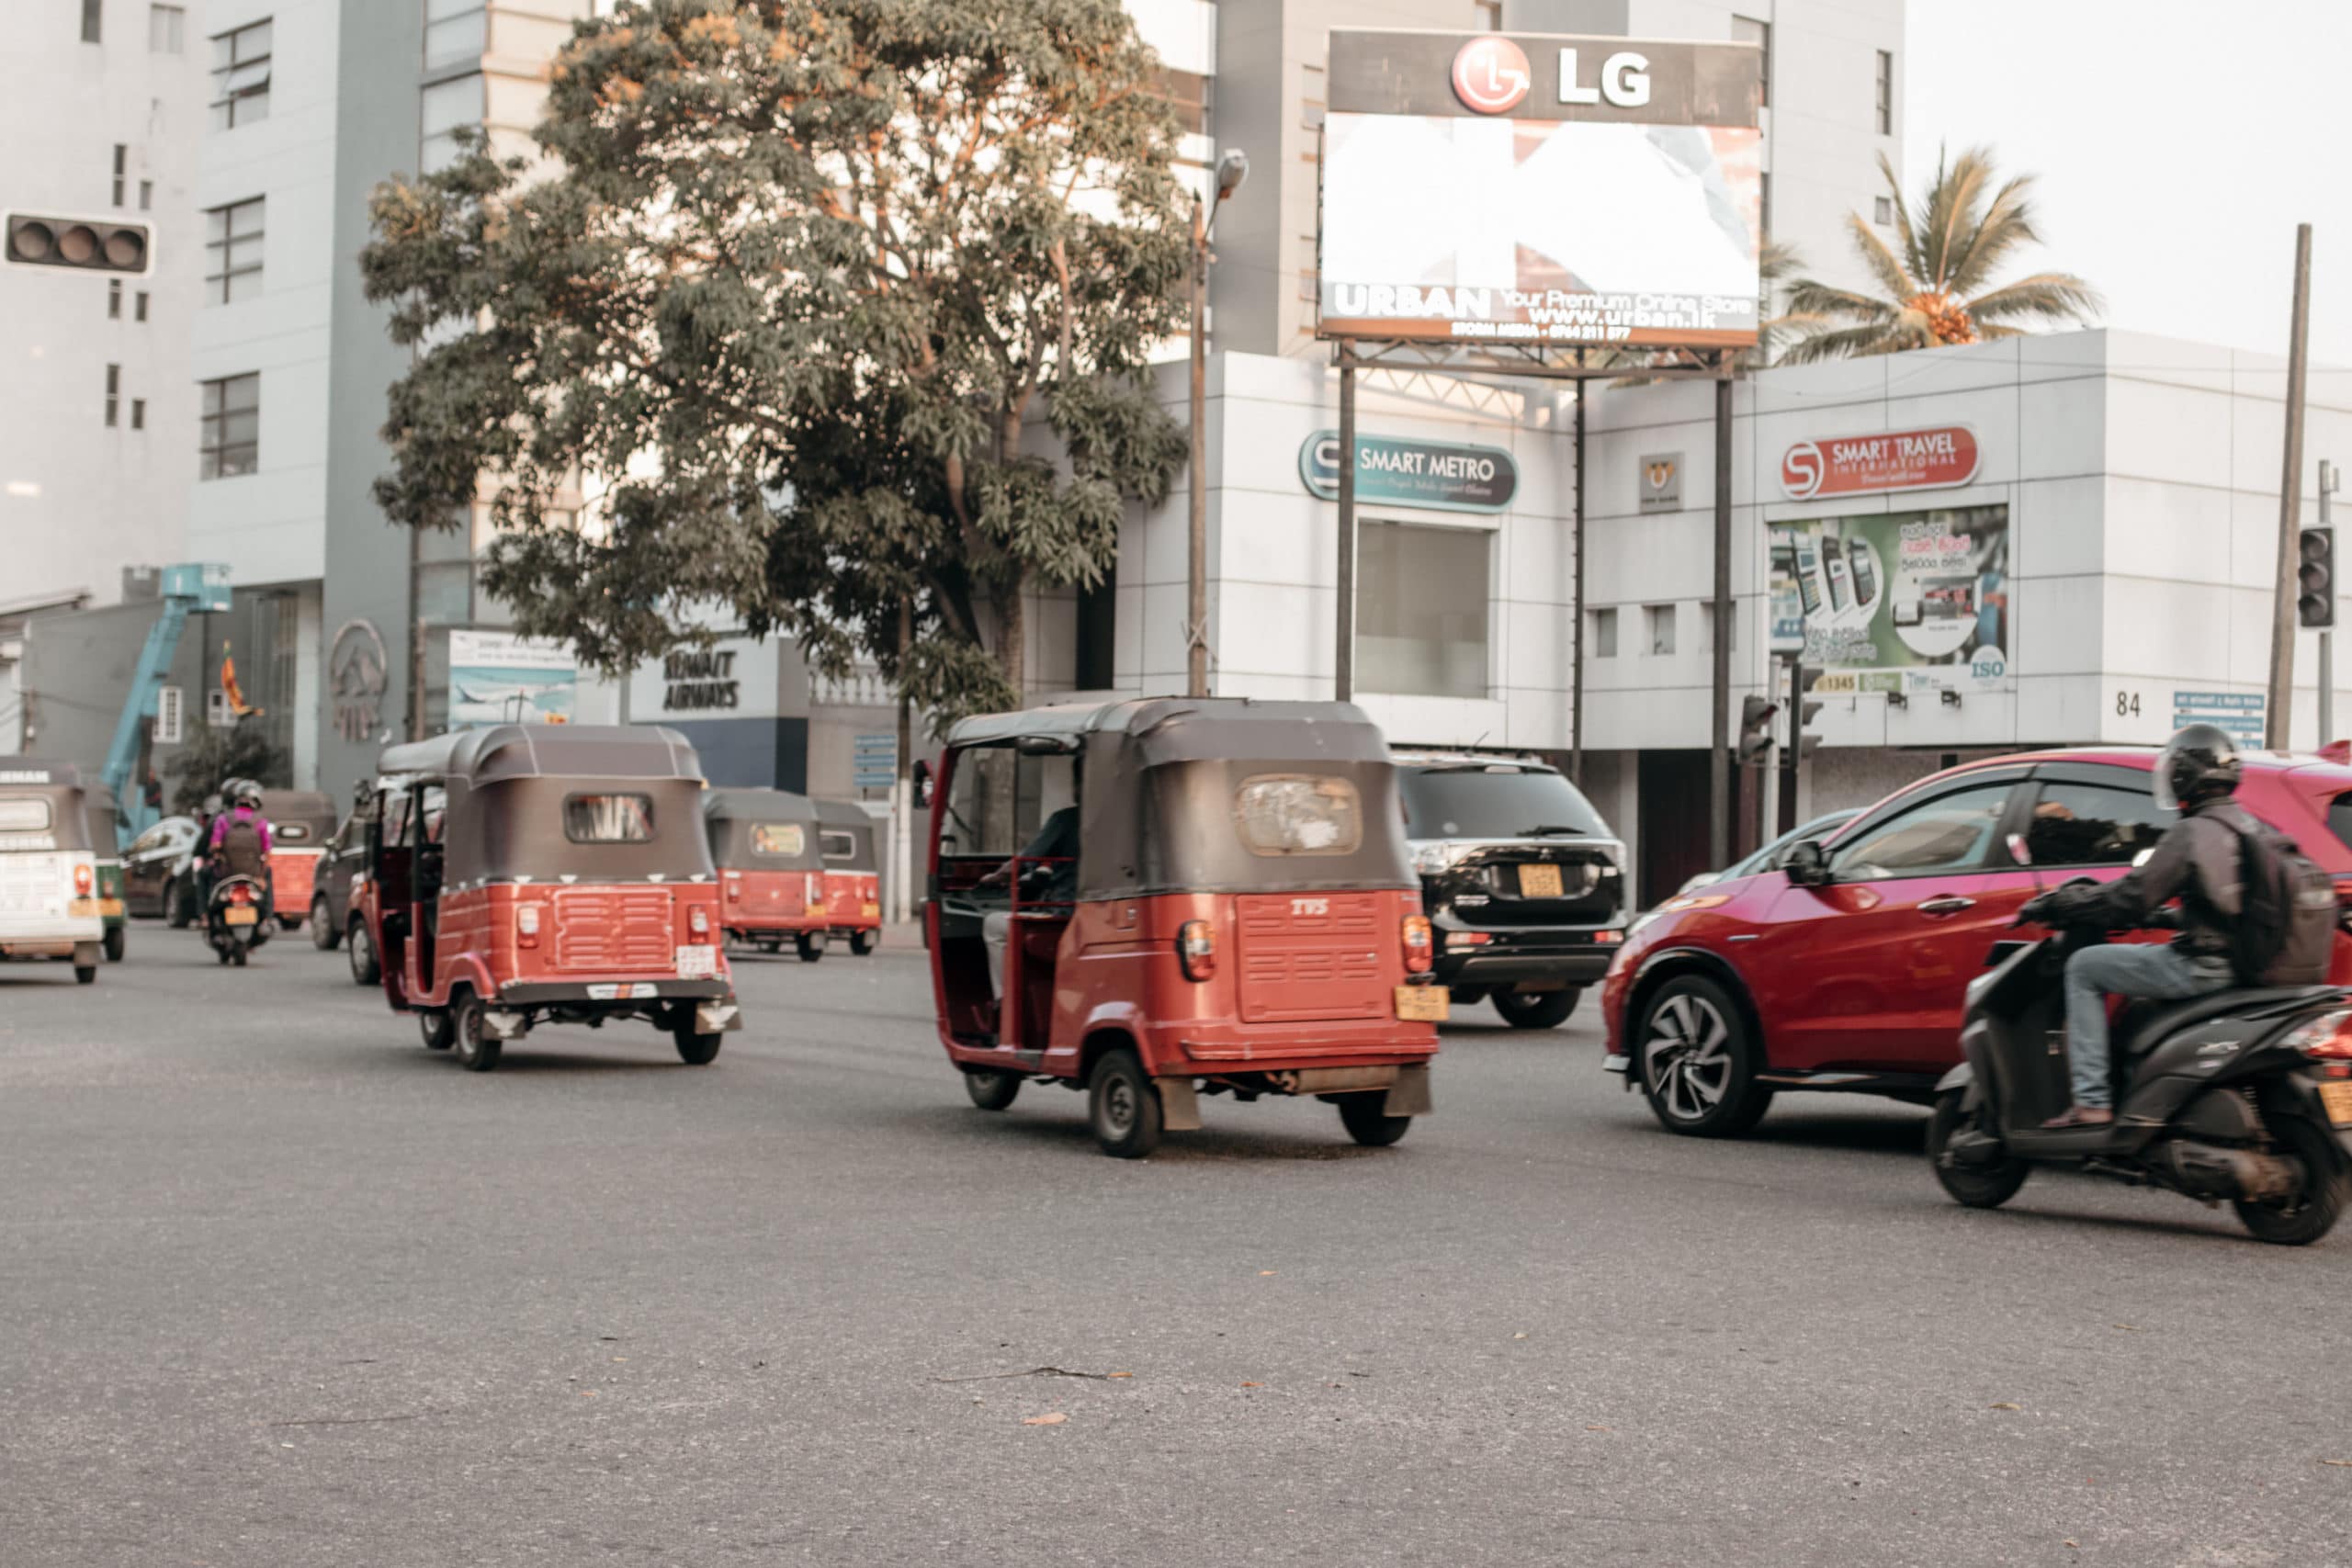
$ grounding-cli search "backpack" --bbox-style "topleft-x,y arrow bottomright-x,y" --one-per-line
2229,820 -> 2337,986
218,813 -> 266,878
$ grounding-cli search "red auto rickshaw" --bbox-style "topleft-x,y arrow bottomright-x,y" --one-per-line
259,788 -> 336,931
365,725 -> 741,1071
702,788 -> 831,960
926,697 -> 1442,1157
816,799 -> 882,955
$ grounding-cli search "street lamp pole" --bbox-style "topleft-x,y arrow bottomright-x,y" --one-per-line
1186,151 -> 1249,700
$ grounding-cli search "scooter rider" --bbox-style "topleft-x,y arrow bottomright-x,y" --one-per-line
209,780 -> 274,886
2024,723 -> 2253,1129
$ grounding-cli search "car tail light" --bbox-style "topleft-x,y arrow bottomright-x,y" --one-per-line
517,904 -> 541,949
1402,913 -> 1433,973
1447,930 -> 1491,948
73,863 -> 93,896
1594,930 -> 1624,944
229,883 -> 254,905
2284,1009 -> 2352,1060
1178,919 -> 1216,981
689,904 -> 710,937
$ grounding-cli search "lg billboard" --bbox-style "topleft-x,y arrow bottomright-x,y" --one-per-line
1317,31 -> 1764,348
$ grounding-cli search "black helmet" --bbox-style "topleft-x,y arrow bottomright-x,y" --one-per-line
2154,723 -> 2243,811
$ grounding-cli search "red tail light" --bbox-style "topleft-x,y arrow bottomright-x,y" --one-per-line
2287,1009 -> 2352,1060
1402,913 -> 1433,974
517,904 -> 541,949
73,863 -> 93,896
229,883 -> 254,905
1178,919 -> 1216,981
689,904 -> 710,937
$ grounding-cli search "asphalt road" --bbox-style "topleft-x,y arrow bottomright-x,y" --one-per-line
4,923 -> 2348,1567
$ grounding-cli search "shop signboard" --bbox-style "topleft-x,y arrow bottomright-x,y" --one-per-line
1767,504 -> 2011,694
1317,32 -> 1762,347
1298,430 -> 1518,513
1779,425 -> 1980,501
2172,690 -> 2265,748
1637,453 -> 1682,513
447,628 -> 577,728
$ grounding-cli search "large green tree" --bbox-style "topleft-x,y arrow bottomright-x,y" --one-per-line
1780,146 -> 2101,362
362,0 -> 1191,719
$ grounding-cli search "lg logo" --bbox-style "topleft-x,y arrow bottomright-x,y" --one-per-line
1451,37 -> 1531,114
1781,441 -> 1825,499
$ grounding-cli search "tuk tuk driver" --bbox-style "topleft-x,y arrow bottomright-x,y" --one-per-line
978,804 -> 1079,1001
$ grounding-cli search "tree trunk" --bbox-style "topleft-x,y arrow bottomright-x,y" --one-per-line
996,568 -> 1025,700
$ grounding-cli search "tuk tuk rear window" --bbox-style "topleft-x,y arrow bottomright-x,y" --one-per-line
0,797 -> 52,833
1233,775 -> 1363,856
751,822 -> 804,858
564,794 -> 654,843
820,829 -> 857,863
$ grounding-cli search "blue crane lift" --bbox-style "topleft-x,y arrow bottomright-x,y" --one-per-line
102,563 -> 232,837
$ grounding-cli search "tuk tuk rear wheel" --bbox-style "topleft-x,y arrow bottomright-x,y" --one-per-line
964,1068 -> 1021,1111
231,946 -> 248,967
103,926 -> 125,963
418,1007 -> 455,1052
795,933 -> 823,963
1337,1092 -> 1412,1146
850,931 -> 876,956
1088,1047 -> 1162,1158
673,1017 -> 723,1066
311,898 -> 340,950
451,993 -> 501,1072
75,963 -> 98,984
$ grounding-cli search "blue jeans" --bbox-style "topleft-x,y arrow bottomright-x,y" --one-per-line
2062,943 -> 2233,1109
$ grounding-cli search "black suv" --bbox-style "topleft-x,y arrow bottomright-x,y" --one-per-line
1395,754 -> 1629,1029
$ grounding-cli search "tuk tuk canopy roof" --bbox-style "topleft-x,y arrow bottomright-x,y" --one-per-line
944,698 -> 1413,900
0,762 -> 94,852
815,798 -> 879,870
376,725 -> 703,785
258,788 -> 337,845
702,788 -> 824,872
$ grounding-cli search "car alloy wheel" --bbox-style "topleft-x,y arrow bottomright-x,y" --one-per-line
1635,976 -> 1772,1138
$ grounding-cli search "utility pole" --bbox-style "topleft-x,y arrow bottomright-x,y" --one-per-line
1569,351 -> 1587,783
894,594 -> 913,926
1709,359 -> 1734,869
1185,152 -> 1249,700
2267,222 -> 2313,749
1335,342 -> 1357,704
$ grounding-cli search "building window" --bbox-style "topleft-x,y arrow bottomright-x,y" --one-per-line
135,289 -> 148,321
1074,580 -> 1115,690
1475,1 -> 1502,29
1874,195 -> 1894,227
423,0 -> 487,70
112,144 -> 127,207
1733,17 -> 1770,109
1358,520 -> 1490,700
420,73 -> 485,174
1591,606 -> 1618,659
105,364 -> 120,427
199,373 -> 259,479
130,399 -> 146,431
139,179 -> 153,210
1152,68 -> 1209,139
1875,51 -> 1894,135
1645,604 -> 1676,657
108,279 -> 122,319
210,19 -> 273,130
82,0 -> 102,44
150,4 -> 185,51
204,197 -> 265,303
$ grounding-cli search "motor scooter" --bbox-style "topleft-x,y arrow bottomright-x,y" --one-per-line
205,874 -> 273,967
1928,921 -> 2352,1245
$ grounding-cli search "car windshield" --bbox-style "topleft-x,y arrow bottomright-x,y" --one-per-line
1400,766 -> 1609,840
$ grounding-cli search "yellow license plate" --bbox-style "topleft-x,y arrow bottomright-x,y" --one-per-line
1395,985 -> 1450,1022
861,904 -> 881,918
1519,863 -> 1565,898
224,907 -> 259,926
2321,1080 -> 2352,1128
98,898 -> 123,917
69,898 -> 99,917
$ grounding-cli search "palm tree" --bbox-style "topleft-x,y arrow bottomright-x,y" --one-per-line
1779,146 -> 2101,363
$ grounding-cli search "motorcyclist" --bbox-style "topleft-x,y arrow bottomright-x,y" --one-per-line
209,780 -> 274,889
2023,723 -> 2254,1128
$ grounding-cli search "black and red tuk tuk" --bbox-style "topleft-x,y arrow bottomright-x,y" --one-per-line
816,799 -> 882,954
702,788 -> 831,960
364,725 -> 741,1071
258,788 -> 337,931
926,697 -> 1442,1157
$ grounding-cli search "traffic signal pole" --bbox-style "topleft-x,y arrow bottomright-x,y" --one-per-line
2267,223 -> 2312,749
2323,463 -> 2337,745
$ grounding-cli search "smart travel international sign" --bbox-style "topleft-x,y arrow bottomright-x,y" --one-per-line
1298,431 -> 1518,513
1767,505 -> 2012,694
1780,426 -> 1980,501
1317,32 -> 1763,348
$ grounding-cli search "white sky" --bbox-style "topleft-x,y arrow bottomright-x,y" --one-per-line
1905,0 -> 2352,370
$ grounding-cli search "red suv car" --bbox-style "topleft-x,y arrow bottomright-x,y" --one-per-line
1602,747 -> 2352,1137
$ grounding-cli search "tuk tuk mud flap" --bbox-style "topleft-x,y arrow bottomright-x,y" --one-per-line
1155,1076 -> 1204,1131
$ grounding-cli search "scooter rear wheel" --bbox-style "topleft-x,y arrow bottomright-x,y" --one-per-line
1927,1089 -> 2030,1209
2234,1115 -> 2348,1246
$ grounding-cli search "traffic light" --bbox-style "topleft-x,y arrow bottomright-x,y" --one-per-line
2299,526 -> 2335,629
1737,694 -> 1780,765
1792,664 -> 1824,761
5,212 -> 151,275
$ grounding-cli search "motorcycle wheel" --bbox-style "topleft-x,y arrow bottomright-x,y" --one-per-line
2234,1116 -> 2349,1246
1927,1089 -> 2030,1209
232,945 -> 248,967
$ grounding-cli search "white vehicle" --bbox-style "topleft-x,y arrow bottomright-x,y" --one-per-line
0,764 -> 106,984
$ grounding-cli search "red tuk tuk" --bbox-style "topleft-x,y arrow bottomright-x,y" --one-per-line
816,799 -> 882,954
366,725 -> 741,1071
259,788 -> 337,931
926,697 -> 1442,1157
702,789 -> 831,960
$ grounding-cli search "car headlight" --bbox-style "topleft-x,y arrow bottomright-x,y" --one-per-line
1412,842 -> 1453,876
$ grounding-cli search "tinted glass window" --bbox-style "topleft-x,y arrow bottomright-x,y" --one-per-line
2022,781 -> 2172,867
2329,793 -> 2352,855
565,794 -> 652,843
1828,782 -> 2016,881
1234,775 -> 1363,856
1400,766 -> 1609,840
751,822 -> 804,858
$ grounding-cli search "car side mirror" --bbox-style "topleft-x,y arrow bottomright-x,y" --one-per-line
1782,840 -> 1830,886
